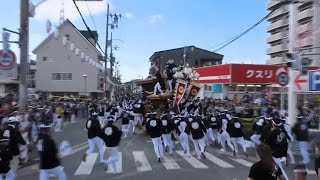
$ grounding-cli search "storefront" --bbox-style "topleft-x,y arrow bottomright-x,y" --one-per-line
193,64 -> 288,99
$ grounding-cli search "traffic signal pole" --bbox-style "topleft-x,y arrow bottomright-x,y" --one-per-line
287,2 -> 298,126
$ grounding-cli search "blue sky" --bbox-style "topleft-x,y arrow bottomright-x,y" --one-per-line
0,0 -> 270,82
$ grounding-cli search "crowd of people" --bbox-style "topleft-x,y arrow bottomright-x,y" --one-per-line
0,92 -> 318,179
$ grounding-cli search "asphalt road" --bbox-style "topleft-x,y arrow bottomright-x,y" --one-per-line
16,119 -> 317,180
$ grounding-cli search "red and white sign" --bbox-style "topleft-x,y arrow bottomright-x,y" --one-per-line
174,80 -> 187,104
0,50 -> 16,70
231,64 -> 288,84
193,65 -> 231,84
294,74 -> 307,90
194,64 -> 288,84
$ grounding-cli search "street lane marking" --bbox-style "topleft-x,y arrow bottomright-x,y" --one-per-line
229,158 -> 253,167
176,150 -> 208,169
204,152 -> 234,168
162,156 -> 181,170
74,153 -> 98,175
107,152 -> 122,174
133,151 -> 152,172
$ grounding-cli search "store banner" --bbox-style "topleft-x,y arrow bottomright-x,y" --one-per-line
185,83 -> 201,102
174,80 -> 187,105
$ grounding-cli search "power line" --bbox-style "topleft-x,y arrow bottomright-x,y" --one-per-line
211,1 -> 290,52
72,0 -> 106,57
84,0 -> 105,48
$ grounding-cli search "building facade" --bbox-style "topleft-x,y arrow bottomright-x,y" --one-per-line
33,19 -> 104,96
266,0 -> 320,66
149,46 -> 223,74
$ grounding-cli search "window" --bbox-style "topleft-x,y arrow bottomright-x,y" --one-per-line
42,57 -> 47,61
65,34 -> 70,40
52,73 -> 72,80
284,28 -> 289,37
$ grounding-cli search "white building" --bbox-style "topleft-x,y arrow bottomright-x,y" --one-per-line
33,19 -> 105,97
266,0 -> 320,66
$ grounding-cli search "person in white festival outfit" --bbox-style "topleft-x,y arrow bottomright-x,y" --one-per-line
146,112 -> 164,162
229,116 -> 248,157
161,113 -> 175,154
189,114 -> 207,159
37,122 -> 66,180
82,112 -> 105,163
175,116 -> 191,156
100,116 -> 122,173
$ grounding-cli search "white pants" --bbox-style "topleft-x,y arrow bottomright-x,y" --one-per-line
54,118 -> 63,132
250,134 -> 261,145
134,114 -> 143,125
298,141 -> 310,164
287,140 -> 295,164
193,137 -> 206,157
167,79 -> 173,92
19,131 -> 29,163
122,124 -> 130,137
86,137 -> 106,163
153,82 -> 164,95
71,114 -> 76,123
31,123 -> 38,142
0,170 -> 15,180
162,133 -> 174,153
273,157 -> 289,180
231,136 -> 247,153
129,120 -> 135,134
104,147 -> 120,173
39,166 -> 66,180
220,131 -> 234,151
206,128 -> 216,143
151,137 -> 164,158
10,155 -> 19,175
178,133 -> 190,155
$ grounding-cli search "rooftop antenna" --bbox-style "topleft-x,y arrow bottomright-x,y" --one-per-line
60,0 -> 65,25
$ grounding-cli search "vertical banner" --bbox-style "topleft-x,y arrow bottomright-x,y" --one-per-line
174,80 -> 187,105
185,83 -> 201,102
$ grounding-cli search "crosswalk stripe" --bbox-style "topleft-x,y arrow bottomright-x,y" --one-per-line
204,152 -> 234,168
162,156 -> 181,170
229,158 -> 253,167
133,151 -> 152,172
74,153 -> 98,175
176,150 -> 208,169
107,152 -> 122,174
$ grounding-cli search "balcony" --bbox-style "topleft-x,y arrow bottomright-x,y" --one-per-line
266,57 -> 286,65
267,19 -> 287,32
298,23 -> 313,34
298,7 -> 314,21
267,6 -> 289,20
266,44 -> 287,55
267,32 -> 285,43
301,37 -> 313,47
267,0 -> 284,10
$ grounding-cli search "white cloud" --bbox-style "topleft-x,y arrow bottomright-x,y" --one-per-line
34,0 -> 108,23
223,57 -> 254,64
149,14 -> 163,24
124,12 -> 134,20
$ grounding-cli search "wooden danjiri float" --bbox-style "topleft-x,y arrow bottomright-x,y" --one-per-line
135,64 -> 202,117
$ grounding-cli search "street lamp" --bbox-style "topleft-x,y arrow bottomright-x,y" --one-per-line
82,74 -> 87,96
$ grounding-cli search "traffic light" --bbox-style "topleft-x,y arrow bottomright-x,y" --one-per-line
299,57 -> 312,76
286,52 -> 300,70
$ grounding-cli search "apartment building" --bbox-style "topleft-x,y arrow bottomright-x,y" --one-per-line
266,0 -> 320,66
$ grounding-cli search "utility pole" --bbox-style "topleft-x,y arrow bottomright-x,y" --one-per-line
110,32 -> 113,78
19,0 -> 29,112
104,3 -> 110,99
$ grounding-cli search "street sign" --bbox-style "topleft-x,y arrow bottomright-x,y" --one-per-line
0,50 -> 16,70
294,74 -> 307,90
309,70 -> 320,91
0,49 -> 17,79
277,72 -> 289,86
